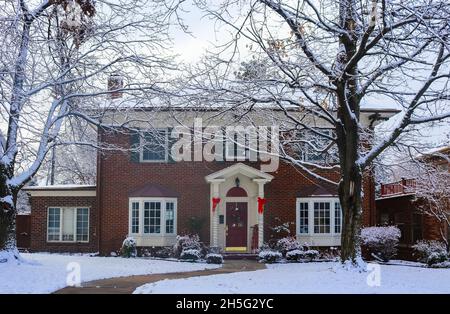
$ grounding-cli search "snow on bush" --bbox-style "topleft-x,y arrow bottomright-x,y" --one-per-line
258,250 -> 282,263
206,253 -> 223,264
180,249 -> 201,261
303,250 -> 320,261
173,234 -> 203,258
412,240 -> 449,266
276,236 -> 303,256
286,249 -> 304,261
121,237 -> 137,258
360,226 -> 401,262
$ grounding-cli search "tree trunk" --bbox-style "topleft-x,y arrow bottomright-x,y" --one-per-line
0,167 -> 16,252
339,169 -> 363,263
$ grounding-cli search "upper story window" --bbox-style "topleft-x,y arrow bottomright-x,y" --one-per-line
47,207 -> 89,243
129,198 -> 177,236
286,129 -> 338,164
296,198 -> 341,236
141,129 -> 169,162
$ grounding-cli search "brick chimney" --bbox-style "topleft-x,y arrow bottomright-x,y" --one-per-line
107,72 -> 123,99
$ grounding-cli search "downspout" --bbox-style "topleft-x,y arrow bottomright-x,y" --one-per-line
96,127 -> 103,255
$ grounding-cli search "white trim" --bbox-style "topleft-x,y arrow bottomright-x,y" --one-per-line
46,207 -> 90,243
128,197 -> 178,237
27,190 -> 96,197
139,128 -> 169,163
205,163 -> 274,182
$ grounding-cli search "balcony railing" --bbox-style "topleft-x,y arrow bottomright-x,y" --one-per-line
380,178 -> 416,197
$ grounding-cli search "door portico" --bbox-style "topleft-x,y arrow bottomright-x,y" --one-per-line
205,163 -> 273,252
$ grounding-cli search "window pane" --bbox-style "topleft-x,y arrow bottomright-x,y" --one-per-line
142,130 -> 167,161
76,208 -> 89,242
165,202 -> 175,234
314,202 -> 331,234
298,202 -> 309,234
62,208 -> 75,241
131,202 -> 140,234
334,202 -> 342,234
144,202 -> 161,234
48,208 -> 61,241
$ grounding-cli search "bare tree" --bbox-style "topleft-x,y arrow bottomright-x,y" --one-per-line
186,0 -> 450,263
0,0 -> 183,258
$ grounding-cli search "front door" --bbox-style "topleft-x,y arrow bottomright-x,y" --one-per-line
225,202 -> 248,251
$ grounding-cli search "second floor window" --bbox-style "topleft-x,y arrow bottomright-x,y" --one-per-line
141,129 -> 168,162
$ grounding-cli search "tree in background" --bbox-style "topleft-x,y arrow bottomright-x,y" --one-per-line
185,0 -> 450,264
0,0 -> 184,258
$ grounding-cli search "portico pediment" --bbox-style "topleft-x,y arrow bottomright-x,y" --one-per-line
205,163 -> 273,183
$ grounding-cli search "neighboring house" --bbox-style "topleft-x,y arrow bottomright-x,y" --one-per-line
376,147 -> 450,259
23,79 -> 398,255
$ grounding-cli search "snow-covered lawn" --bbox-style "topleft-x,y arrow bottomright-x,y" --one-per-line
0,252 -> 221,294
134,262 -> 450,294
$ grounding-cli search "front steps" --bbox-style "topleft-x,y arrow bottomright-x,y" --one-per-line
222,253 -> 258,260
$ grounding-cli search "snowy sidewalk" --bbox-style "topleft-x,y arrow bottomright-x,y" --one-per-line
56,260 -> 266,294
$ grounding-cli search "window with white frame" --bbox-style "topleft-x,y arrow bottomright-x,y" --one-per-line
129,198 -> 177,236
334,202 -> 342,234
131,202 -> 139,234
141,129 -> 168,162
296,198 -> 341,236
47,207 -> 89,242
298,202 -> 309,234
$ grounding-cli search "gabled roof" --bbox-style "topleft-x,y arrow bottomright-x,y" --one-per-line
129,183 -> 179,197
296,182 -> 338,197
205,163 -> 274,182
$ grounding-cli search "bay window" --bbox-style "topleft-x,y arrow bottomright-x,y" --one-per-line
296,198 -> 341,236
129,198 -> 177,236
47,207 -> 89,242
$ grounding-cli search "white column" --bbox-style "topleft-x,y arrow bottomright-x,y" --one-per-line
255,180 -> 266,249
212,182 -> 220,248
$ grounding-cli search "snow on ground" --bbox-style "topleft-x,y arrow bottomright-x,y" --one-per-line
134,262 -> 450,294
0,252 -> 220,294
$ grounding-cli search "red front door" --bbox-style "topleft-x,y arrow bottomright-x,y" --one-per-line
226,202 -> 248,250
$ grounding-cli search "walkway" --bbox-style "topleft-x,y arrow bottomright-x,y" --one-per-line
55,259 -> 266,294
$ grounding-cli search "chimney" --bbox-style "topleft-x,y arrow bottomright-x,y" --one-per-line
107,72 -> 123,99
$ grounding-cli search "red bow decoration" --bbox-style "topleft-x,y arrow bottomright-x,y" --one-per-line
257,197 -> 266,214
212,197 -> 221,212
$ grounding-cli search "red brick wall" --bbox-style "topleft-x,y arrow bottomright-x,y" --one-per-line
376,195 -> 446,243
97,130 -> 376,254
29,196 -> 98,253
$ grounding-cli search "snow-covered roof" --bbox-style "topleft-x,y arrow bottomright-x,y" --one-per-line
23,184 -> 96,191
415,145 -> 450,160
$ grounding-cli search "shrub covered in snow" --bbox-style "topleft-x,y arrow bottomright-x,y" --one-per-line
412,240 -> 449,266
173,234 -> 203,258
206,253 -> 223,264
286,249 -> 304,261
275,236 -> 303,256
303,250 -> 320,261
121,237 -> 137,258
180,249 -> 201,261
360,226 -> 401,262
153,247 -> 173,258
258,250 -> 282,263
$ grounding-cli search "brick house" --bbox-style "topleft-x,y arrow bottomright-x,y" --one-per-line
376,147 -> 450,259
23,102 -> 398,255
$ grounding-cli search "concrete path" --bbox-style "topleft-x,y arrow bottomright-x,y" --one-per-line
55,259 -> 266,294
